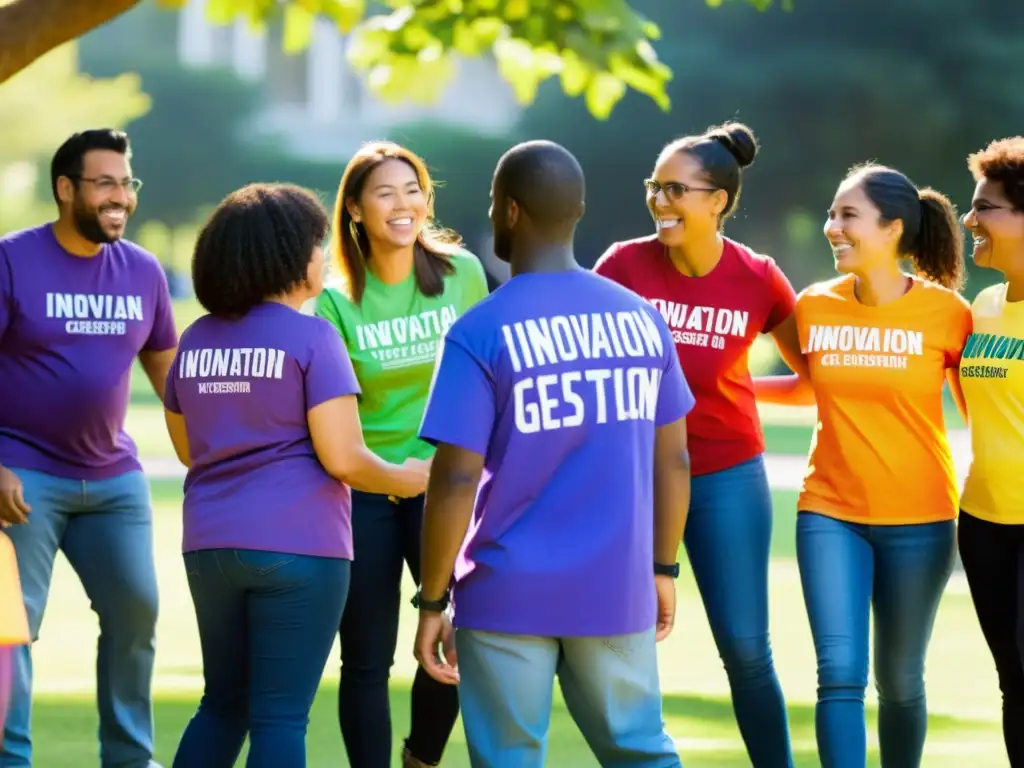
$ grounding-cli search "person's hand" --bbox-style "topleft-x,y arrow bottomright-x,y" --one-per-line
0,466 -> 29,528
397,457 -> 432,498
413,610 -> 459,685
654,574 -> 676,642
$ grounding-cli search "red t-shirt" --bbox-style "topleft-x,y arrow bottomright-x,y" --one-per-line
594,235 -> 797,476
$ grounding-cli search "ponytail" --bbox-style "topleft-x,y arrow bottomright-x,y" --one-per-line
912,188 -> 964,291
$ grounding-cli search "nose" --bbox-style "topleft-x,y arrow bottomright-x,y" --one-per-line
962,208 -> 977,229
823,217 -> 843,239
108,184 -> 131,207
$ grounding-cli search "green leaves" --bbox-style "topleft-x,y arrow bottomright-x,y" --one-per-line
157,0 -> 774,120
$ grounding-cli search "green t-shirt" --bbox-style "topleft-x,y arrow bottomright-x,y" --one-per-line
315,250 -> 490,463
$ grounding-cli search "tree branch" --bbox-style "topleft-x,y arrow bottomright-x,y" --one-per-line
0,0 -> 142,85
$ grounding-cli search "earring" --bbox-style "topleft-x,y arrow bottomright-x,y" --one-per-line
349,220 -> 363,257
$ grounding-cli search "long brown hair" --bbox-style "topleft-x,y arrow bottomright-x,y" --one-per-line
330,141 -> 462,304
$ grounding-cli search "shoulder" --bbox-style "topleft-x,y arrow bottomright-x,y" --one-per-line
594,235 -> 660,273
970,283 -> 1005,312
315,283 -> 356,317
916,278 -> 971,314
796,275 -> 853,305
447,248 -> 484,273
112,239 -> 168,281
724,238 -> 787,281
0,224 -> 54,258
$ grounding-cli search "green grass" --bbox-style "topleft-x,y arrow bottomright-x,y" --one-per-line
25,479 -> 1003,767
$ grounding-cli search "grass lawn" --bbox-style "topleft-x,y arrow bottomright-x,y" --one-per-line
25,478 -> 1003,767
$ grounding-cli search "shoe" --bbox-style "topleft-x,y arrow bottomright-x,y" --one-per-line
402,745 -> 437,767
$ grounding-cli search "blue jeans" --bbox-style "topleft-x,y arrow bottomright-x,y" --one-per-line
1,467 -> 158,768
684,454 -> 793,767
455,628 -> 681,768
172,549 -> 350,768
797,512 -> 956,768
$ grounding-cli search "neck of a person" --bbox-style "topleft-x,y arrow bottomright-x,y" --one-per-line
667,230 -> 724,277
853,260 -> 909,306
510,240 -> 579,277
1005,264 -> 1024,303
266,287 -> 310,312
51,217 -> 103,258
366,241 -> 416,285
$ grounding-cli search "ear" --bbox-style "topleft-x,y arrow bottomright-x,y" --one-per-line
56,176 -> 75,205
887,217 -> 905,246
345,198 -> 362,224
506,198 -> 520,229
709,188 -> 729,218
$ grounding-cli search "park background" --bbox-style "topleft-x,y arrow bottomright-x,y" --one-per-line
1,0 -> 1022,764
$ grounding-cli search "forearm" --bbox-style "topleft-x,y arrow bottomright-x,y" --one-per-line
654,447 -> 690,565
752,374 -> 816,406
335,446 -> 412,497
420,472 -> 476,601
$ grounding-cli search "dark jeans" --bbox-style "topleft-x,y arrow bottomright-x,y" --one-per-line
172,549 -> 350,768
338,491 -> 460,767
958,510 -> 1024,767
797,512 -> 955,768
685,455 -> 793,767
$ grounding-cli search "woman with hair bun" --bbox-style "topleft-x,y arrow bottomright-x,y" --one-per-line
754,163 -> 971,767
595,121 -> 799,767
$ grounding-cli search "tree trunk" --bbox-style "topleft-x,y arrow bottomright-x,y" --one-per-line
0,0 -> 142,85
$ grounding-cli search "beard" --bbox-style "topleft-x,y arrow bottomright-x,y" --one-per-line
72,197 -> 126,245
492,228 -> 513,263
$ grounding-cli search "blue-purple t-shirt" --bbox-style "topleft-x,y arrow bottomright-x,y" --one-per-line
164,303 -> 361,559
0,224 -> 178,480
419,269 -> 695,637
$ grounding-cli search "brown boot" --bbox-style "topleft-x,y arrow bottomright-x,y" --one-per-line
402,745 -> 437,768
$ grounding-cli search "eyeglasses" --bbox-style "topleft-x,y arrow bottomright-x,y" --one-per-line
71,176 -> 144,194
643,179 -> 717,201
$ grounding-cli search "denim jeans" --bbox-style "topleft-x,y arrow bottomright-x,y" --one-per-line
957,510 -> 1024,767
338,491 -> 459,767
684,454 -> 793,767
1,467 -> 159,768
0,646 -> 11,738
455,627 -> 681,768
172,548 -> 350,768
797,511 -> 956,768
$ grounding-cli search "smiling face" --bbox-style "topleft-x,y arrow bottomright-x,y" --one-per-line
59,149 -> 138,244
347,158 -> 428,252
962,176 -> 1024,276
824,177 -> 904,276
646,150 -> 725,247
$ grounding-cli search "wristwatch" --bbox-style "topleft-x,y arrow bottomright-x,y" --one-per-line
411,587 -> 450,613
654,561 -> 680,579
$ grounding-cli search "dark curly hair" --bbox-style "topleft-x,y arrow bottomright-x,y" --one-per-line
192,183 -> 328,318
968,136 -> 1024,212
846,163 -> 965,291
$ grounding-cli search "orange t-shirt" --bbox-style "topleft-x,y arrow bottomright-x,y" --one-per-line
796,275 -> 972,525
0,534 -> 29,645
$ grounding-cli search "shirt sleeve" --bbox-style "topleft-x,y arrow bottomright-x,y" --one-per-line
944,296 -> 974,369
762,257 -> 798,333
419,330 -> 496,456
163,351 -> 181,414
0,245 -> 12,344
592,242 -> 630,287
459,251 -> 490,308
651,308 -> 695,425
305,319 -> 362,410
145,265 -> 179,352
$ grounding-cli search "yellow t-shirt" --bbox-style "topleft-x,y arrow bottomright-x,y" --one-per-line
0,534 -> 29,645
796,274 -> 972,525
959,283 -> 1024,524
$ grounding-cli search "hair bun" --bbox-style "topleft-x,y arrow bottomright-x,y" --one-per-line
710,121 -> 759,168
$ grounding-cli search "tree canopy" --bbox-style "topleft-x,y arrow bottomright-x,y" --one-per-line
0,0 -> 776,119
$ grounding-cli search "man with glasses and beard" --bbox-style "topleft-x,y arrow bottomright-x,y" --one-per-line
0,129 -> 177,768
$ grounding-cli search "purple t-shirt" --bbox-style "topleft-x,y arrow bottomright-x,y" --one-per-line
419,269 -> 695,637
164,303 -> 361,559
0,224 -> 177,480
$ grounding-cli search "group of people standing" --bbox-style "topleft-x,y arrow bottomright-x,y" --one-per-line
0,121 -> 1019,768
